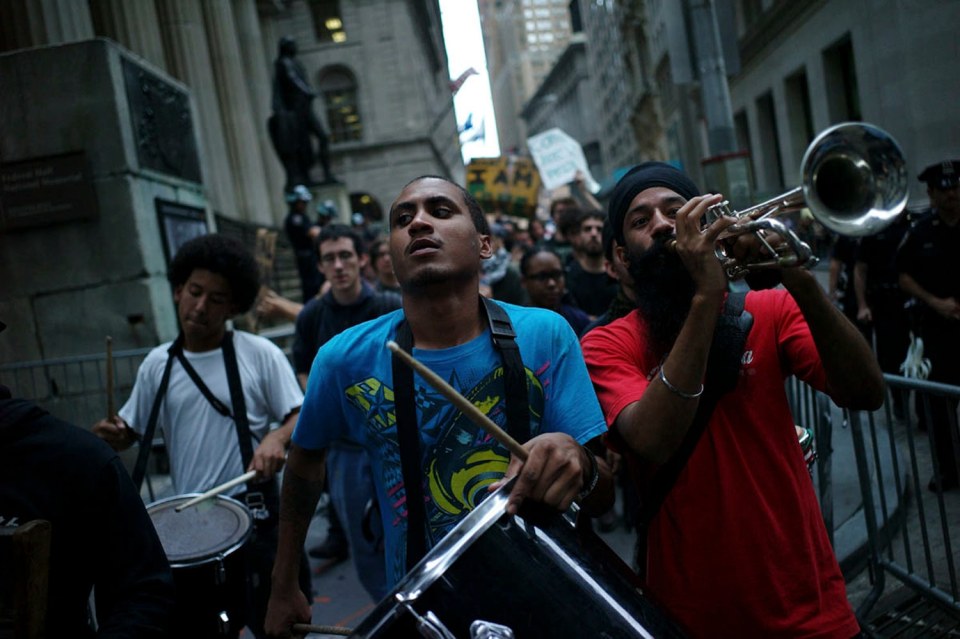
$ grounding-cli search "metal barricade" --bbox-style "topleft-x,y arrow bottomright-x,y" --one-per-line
0,326 -> 297,501
0,347 -> 151,430
0,325 -> 297,429
786,375 -> 836,545
850,374 -> 960,636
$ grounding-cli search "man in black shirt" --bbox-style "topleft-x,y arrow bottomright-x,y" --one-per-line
565,210 -> 618,318
0,320 -> 174,639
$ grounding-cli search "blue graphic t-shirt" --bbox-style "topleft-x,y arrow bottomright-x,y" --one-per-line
293,302 -> 606,588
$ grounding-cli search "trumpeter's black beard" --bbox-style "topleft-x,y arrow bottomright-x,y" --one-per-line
626,236 -> 696,361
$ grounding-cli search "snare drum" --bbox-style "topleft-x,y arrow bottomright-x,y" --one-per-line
351,482 -> 685,638
147,494 -> 253,637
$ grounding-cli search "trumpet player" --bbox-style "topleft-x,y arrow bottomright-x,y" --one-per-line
581,161 -> 884,638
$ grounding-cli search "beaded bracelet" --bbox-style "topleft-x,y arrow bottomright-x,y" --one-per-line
658,364 -> 704,399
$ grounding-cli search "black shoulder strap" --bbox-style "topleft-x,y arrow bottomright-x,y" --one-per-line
392,298 -> 529,570
637,291 -> 752,527
221,331 -> 255,472
174,349 -> 232,418
481,297 -> 529,443
392,320 -> 428,570
132,337 -> 181,490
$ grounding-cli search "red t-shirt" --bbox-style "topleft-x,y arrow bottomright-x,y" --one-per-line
581,289 -> 859,639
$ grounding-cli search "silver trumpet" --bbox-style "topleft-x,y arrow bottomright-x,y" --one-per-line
679,122 -> 909,279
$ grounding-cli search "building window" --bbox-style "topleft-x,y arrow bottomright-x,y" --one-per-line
756,91 -> 784,192
309,0 -> 347,43
319,68 -> 362,143
785,68 -> 814,164
823,35 -> 862,122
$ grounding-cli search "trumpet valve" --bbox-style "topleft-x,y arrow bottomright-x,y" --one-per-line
704,200 -> 733,225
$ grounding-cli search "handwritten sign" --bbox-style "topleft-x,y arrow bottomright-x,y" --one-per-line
526,128 -> 599,192
466,156 -> 542,218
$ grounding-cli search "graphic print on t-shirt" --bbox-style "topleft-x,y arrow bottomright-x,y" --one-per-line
344,362 -> 545,575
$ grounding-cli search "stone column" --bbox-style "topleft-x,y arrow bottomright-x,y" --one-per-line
233,0 -> 288,224
155,0 -> 238,220
201,0 -> 273,225
88,0 -> 167,71
0,0 -> 94,52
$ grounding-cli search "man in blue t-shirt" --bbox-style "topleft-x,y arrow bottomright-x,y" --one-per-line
266,176 -> 612,636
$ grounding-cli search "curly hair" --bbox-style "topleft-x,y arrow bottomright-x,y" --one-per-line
167,234 -> 261,313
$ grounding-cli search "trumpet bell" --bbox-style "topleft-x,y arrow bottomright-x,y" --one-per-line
801,122 -> 909,237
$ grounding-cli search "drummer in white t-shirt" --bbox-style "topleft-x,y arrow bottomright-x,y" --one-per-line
94,233 -> 309,639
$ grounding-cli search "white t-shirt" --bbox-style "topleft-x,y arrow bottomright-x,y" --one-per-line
121,331 -> 303,495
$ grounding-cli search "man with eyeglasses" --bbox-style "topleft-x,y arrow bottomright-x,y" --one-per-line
896,159 -> 960,492
292,224 -> 401,600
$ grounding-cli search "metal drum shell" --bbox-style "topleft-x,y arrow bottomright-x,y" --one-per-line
147,493 -> 254,637
351,482 -> 686,638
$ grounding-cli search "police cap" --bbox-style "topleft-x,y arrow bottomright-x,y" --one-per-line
917,160 -> 960,190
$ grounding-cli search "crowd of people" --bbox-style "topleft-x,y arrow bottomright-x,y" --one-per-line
2,157 -> 957,638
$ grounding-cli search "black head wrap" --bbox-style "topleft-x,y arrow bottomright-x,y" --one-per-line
607,161 -> 700,245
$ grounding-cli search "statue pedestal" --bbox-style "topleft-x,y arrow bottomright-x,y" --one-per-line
0,39 -> 206,365
310,182 -> 351,226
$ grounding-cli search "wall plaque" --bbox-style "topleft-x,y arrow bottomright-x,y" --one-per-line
156,198 -> 209,266
123,58 -> 202,183
0,152 -> 97,231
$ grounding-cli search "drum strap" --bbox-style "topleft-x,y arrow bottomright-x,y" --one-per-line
634,291 -> 752,573
131,332 -> 256,490
132,335 -> 182,489
220,331 -> 256,472
392,297 -> 529,570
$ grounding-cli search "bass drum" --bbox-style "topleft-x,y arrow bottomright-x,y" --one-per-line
147,494 -> 253,638
351,481 -> 685,638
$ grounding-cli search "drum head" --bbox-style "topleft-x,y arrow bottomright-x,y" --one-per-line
147,494 -> 253,565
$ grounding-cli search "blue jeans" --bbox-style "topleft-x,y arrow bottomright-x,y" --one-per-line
327,443 -> 387,601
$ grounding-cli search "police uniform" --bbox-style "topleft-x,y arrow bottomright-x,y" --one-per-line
896,160 -> 960,489
856,212 -> 912,374
283,185 -> 324,302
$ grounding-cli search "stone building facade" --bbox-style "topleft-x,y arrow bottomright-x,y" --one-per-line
0,0 -> 462,363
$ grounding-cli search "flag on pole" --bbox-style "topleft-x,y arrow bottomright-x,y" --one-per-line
461,116 -> 485,143
449,67 -> 478,95
459,112 -> 475,135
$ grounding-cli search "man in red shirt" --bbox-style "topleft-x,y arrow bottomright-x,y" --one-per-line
581,162 -> 883,638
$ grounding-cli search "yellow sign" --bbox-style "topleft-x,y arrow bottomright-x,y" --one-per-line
466,156 -> 541,218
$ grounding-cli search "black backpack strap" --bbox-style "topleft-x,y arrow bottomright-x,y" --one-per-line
391,320 -> 428,570
480,297 -> 529,444
221,331 -> 255,472
132,336 -> 181,490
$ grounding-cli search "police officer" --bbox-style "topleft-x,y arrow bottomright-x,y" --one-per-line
853,208 -> 914,418
896,160 -> 960,492
284,185 -> 323,302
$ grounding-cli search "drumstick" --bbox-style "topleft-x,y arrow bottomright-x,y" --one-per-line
386,341 -> 528,462
105,336 -> 115,417
291,623 -> 352,636
174,470 -> 258,512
